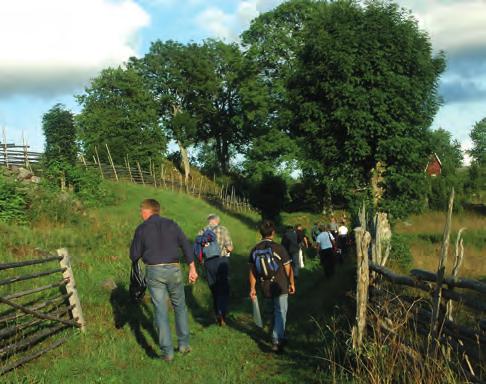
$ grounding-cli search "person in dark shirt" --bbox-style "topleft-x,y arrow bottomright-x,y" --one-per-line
249,220 -> 295,352
130,199 -> 198,361
281,226 -> 300,278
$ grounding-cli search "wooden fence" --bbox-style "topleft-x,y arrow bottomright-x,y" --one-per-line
352,191 -> 485,382
0,249 -> 84,375
79,146 -> 255,214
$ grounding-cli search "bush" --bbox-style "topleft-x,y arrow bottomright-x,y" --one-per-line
0,173 -> 29,224
389,233 -> 413,270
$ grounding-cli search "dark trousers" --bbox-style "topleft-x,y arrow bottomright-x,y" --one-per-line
205,257 -> 230,318
337,235 -> 348,263
319,248 -> 335,277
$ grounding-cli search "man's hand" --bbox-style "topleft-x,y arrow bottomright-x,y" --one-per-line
289,284 -> 296,295
249,288 -> 257,301
188,262 -> 198,284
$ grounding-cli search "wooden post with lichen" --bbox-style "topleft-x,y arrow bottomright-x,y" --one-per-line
352,225 -> 371,350
57,248 -> 85,332
105,144 -> 118,181
431,189 -> 454,343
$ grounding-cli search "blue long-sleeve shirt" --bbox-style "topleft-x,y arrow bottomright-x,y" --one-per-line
130,214 -> 193,265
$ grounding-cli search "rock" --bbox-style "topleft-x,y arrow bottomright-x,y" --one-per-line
101,278 -> 117,291
16,167 -> 33,180
30,176 -> 41,184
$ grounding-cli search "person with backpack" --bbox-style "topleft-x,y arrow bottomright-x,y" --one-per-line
130,199 -> 198,362
196,214 -> 233,326
249,220 -> 295,352
316,224 -> 336,277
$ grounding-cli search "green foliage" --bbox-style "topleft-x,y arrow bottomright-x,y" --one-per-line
42,103 -> 77,168
0,172 -> 28,224
389,233 -> 413,270
468,117 -> 486,166
250,174 -> 288,220
260,0 -> 445,217
76,66 -> 166,168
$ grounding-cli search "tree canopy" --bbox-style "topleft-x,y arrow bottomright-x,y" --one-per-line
76,67 -> 165,168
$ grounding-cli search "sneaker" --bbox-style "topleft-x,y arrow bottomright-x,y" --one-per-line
178,346 -> 192,354
161,355 -> 174,362
217,315 -> 226,327
271,342 -> 284,353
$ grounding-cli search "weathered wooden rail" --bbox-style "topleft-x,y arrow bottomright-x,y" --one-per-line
352,191 -> 485,382
0,248 -> 84,375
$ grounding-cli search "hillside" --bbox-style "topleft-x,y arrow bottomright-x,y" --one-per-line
1,181 -> 356,383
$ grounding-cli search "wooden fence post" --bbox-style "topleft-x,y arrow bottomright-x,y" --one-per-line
431,189 -> 454,342
136,161 -> 145,185
352,227 -> 371,350
2,126 -> 8,167
105,144 -> 118,181
57,248 -> 85,333
446,227 -> 465,322
94,146 -> 104,179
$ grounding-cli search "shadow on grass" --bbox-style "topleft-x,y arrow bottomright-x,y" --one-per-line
109,283 -> 159,359
202,197 -> 260,230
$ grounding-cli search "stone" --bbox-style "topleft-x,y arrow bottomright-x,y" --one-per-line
16,167 -> 33,180
101,278 -> 118,291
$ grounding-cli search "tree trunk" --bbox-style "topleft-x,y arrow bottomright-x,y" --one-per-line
177,140 -> 190,185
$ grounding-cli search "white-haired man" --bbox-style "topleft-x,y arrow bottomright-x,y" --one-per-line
198,214 -> 233,325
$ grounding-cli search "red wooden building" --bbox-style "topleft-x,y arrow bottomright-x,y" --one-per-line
426,153 -> 442,177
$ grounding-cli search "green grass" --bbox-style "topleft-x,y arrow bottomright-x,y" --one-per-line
1,182 -> 356,383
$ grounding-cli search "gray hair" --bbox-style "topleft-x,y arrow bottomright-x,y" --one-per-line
207,213 -> 220,222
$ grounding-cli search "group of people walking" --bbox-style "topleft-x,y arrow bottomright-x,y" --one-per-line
129,198 -> 345,361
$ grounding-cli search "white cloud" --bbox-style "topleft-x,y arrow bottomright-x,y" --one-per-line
196,0 -> 283,42
0,0 -> 150,97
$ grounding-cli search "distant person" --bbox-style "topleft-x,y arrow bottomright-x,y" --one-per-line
249,220 -> 295,352
337,220 -> 349,263
295,224 -> 309,269
311,222 -> 320,243
281,225 -> 300,278
130,199 -> 198,361
316,224 -> 336,277
196,214 -> 233,326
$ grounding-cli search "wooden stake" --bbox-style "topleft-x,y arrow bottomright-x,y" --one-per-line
2,126 -> 8,167
58,248 -> 85,332
105,144 -> 118,181
160,163 -> 166,189
94,146 -> 104,179
136,161 -> 145,185
431,189 -> 454,342
446,227 -> 466,322
126,157 -> 134,183
152,161 -> 157,188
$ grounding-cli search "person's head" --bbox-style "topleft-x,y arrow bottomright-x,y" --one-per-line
207,213 -> 220,227
295,224 -> 303,231
319,223 -> 326,232
340,220 -> 346,226
325,224 -> 331,232
140,199 -> 160,221
330,216 -> 336,223
260,220 -> 276,239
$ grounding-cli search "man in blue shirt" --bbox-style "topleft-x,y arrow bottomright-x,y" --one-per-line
130,199 -> 198,361
315,224 -> 336,277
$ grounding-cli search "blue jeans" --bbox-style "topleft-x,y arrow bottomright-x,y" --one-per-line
290,252 -> 300,278
265,294 -> 288,344
145,265 -> 190,358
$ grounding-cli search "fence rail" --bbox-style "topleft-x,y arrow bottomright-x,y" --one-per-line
352,190 -> 485,383
0,249 -> 84,375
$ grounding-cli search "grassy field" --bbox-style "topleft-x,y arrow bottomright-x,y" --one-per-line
1,182 -> 356,383
395,209 -> 486,279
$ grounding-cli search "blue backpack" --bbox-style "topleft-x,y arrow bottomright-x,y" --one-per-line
202,228 -> 220,260
251,242 -> 282,280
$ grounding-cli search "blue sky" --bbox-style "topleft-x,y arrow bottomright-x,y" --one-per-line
0,0 -> 485,162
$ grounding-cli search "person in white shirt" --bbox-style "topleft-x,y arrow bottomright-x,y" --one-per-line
315,224 -> 336,277
337,220 -> 349,264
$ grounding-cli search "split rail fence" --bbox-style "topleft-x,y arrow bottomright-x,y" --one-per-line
0,248 -> 84,375
352,191 -> 485,382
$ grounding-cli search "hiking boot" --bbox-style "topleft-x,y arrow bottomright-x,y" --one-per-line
178,346 -> 192,354
217,315 -> 226,327
271,342 -> 284,353
161,354 -> 174,362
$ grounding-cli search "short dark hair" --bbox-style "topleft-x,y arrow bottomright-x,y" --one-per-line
259,220 -> 275,238
141,199 -> 160,214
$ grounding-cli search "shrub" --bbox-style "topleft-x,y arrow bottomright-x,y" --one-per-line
389,233 -> 413,270
0,173 -> 29,224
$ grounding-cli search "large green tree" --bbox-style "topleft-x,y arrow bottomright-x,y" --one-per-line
76,67 -> 165,168
129,40 -> 207,181
42,103 -> 77,167
469,118 -> 486,166
285,0 -> 445,217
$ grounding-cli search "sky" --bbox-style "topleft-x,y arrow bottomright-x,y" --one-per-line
0,0 -> 485,163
